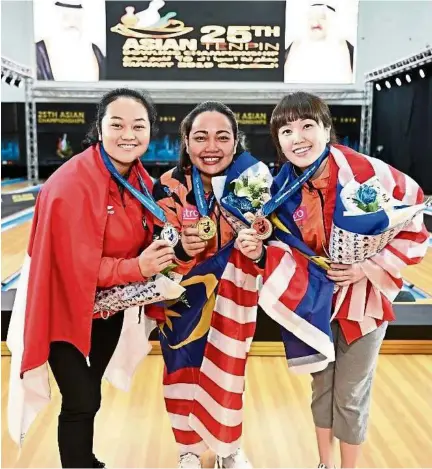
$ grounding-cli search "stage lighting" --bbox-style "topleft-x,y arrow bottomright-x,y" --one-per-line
385,80 -> 391,89
1,71 -> 23,88
395,77 -> 402,86
406,74 -> 412,83
375,83 -> 381,91
419,69 -> 426,78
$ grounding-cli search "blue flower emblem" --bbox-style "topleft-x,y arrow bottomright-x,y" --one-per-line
354,185 -> 379,212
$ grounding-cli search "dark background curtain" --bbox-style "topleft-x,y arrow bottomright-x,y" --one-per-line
371,66 -> 432,194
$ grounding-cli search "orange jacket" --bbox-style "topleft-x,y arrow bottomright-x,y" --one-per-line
153,166 -> 236,275
292,159 -> 331,257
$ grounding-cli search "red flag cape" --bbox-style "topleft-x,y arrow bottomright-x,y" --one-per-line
20,144 -> 154,375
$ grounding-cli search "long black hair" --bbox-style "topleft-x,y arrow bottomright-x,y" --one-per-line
82,88 -> 158,149
178,101 -> 244,169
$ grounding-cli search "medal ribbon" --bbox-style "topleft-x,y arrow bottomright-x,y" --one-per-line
192,165 -> 216,218
101,145 -> 167,223
260,146 -> 329,217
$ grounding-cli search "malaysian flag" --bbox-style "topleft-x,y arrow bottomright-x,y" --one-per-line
259,144 -> 429,365
159,241 -> 259,457
329,146 -> 429,343
259,237 -> 336,374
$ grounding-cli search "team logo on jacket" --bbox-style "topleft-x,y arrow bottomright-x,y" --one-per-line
182,205 -> 200,222
293,206 -> 308,223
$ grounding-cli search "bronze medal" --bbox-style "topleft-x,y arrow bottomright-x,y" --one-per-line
252,216 -> 273,240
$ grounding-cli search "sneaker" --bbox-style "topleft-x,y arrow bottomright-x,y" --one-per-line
215,449 -> 252,469
178,453 -> 202,468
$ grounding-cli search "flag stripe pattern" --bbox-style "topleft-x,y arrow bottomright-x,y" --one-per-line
163,247 -> 259,457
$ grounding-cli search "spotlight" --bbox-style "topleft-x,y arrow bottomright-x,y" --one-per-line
406,74 -> 411,83
385,80 -> 391,89
419,69 -> 425,78
375,83 -> 381,91
1,71 -> 23,87
395,77 -> 402,86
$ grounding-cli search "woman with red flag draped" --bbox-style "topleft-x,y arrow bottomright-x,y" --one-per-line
7,88 -> 175,468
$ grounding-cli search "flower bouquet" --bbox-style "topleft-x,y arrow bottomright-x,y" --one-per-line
328,176 -> 430,264
93,265 -> 185,315
212,152 -> 273,233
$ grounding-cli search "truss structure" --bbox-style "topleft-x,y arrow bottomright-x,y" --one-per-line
1,56 -> 38,183
32,85 -> 365,105
365,47 -> 432,83
3,53 -> 369,180
360,47 -> 432,154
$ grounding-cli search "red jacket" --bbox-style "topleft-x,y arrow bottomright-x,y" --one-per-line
21,145 -> 154,375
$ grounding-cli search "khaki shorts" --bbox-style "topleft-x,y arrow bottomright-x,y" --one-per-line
311,321 -> 387,445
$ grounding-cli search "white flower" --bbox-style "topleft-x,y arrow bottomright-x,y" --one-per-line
261,193 -> 271,203
232,174 -> 270,202
244,212 -> 256,223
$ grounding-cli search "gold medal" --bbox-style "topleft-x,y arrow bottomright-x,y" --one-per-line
197,216 -> 217,240
252,216 -> 273,240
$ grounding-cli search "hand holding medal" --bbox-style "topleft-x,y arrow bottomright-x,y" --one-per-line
138,239 -> 175,278
181,225 -> 208,257
236,228 -> 264,261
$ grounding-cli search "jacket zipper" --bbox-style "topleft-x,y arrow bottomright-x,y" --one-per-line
306,180 -> 327,245
316,188 -> 327,245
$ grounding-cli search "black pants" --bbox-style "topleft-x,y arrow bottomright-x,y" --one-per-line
48,312 -> 124,468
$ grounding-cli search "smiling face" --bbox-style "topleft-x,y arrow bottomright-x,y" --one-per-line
99,97 -> 151,174
185,111 -> 237,178
277,118 -> 330,169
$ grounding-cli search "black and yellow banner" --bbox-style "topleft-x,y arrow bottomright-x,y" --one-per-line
106,1 -> 285,81
33,0 -> 359,84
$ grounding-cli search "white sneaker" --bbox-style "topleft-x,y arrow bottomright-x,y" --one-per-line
178,452 -> 202,468
215,449 -> 252,469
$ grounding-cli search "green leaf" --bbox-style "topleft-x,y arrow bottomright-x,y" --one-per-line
354,199 -> 368,212
251,199 -> 261,208
365,200 -> 379,213
161,263 -> 177,275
